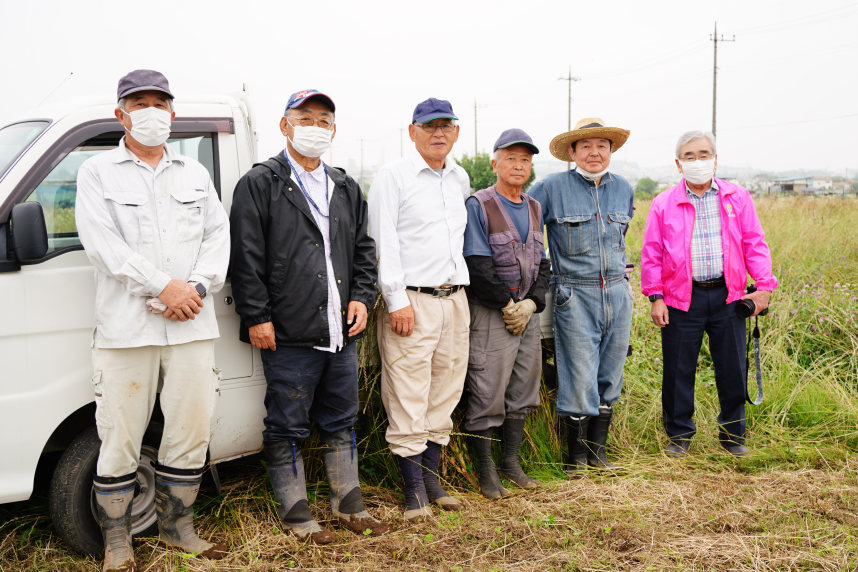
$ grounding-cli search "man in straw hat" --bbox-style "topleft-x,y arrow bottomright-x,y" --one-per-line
462,129 -> 551,498
528,118 -> 634,475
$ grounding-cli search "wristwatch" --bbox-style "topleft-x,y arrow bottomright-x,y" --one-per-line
188,281 -> 207,299
648,294 -> 663,303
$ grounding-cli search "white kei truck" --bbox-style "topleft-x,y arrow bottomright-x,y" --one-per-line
0,90 -> 559,556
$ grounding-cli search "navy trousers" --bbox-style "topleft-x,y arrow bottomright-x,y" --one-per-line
260,343 -> 359,443
661,284 -> 747,445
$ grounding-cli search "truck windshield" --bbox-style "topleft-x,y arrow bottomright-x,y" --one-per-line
0,121 -> 50,178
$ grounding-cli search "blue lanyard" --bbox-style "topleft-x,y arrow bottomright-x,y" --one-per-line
283,151 -> 329,217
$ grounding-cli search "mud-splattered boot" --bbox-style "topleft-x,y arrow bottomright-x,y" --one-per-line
153,464 -> 228,558
323,428 -> 390,537
264,441 -> 335,545
93,473 -> 137,572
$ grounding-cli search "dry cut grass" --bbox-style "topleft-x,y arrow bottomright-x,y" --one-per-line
3,456 -> 858,572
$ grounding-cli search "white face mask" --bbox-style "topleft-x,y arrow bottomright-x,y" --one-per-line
288,119 -> 334,158
576,164 -> 610,181
122,106 -> 172,147
680,158 -> 716,185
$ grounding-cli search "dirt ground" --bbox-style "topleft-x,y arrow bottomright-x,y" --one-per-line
3,453 -> 857,572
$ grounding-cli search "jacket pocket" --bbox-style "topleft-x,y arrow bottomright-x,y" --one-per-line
268,259 -> 287,299
104,190 -> 147,244
609,213 -> 631,252
557,214 -> 593,257
91,372 -> 114,432
467,350 -> 487,372
488,231 -> 520,286
171,189 -> 207,243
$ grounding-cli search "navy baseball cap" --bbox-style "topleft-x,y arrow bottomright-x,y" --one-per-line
285,89 -> 336,113
412,98 -> 458,124
117,69 -> 174,101
493,128 -> 539,155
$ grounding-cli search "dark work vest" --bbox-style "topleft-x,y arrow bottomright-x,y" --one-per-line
470,186 -> 544,304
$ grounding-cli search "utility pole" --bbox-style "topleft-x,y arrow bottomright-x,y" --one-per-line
473,98 -> 486,156
558,67 -> 581,170
359,139 -> 366,192
400,128 -> 404,157
710,22 -> 735,139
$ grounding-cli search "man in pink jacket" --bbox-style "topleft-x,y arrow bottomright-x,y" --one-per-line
640,130 -> 777,458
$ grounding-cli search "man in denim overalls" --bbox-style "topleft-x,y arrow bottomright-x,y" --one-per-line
528,117 -> 634,475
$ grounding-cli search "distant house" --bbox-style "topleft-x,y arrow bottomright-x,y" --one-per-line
771,176 -> 812,194
833,181 -> 851,195
812,177 -> 833,191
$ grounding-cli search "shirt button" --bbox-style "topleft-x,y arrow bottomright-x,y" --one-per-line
318,274 -> 322,278
316,243 -> 319,247
337,280 -> 341,284
166,258 -> 170,262
158,200 -> 163,205
162,229 -> 166,233
319,306 -> 323,310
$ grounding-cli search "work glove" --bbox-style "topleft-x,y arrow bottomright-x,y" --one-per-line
502,298 -> 536,336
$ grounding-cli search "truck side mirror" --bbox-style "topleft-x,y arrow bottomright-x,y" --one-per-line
11,202 -> 49,261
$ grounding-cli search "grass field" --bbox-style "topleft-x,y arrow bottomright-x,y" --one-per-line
2,196 -> 857,571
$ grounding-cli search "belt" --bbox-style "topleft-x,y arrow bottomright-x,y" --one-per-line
406,285 -> 464,298
692,277 -> 725,290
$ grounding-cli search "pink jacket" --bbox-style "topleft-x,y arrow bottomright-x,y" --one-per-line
640,178 -> 778,311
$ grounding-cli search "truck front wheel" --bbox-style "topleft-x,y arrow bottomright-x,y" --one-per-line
48,425 -> 161,556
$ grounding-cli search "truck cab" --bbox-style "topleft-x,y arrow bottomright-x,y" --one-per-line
0,90 -> 271,554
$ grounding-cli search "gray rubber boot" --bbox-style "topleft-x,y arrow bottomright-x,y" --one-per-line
561,416 -> 590,477
264,440 -> 335,544
497,417 -> 540,490
469,429 -> 509,499
323,428 -> 390,537
93,473 -> 137,572
587,404 -> 621,471
153,465 -> 228,559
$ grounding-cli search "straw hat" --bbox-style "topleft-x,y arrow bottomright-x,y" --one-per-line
549,117 -> 630,162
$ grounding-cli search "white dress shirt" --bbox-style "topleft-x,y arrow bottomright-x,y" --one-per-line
368,153 -> 470,312
285,149 -> 343,352
76,138 -> 230,349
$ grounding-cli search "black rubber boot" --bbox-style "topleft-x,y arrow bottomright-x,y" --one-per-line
322,428 -> 390,536
561,416 -> 590,477
497,418 -> 540,490
153,464 -> 228,558
93,473 -> 137,572
397,453 -> 432,522
469,429 -> 509,499
421,441 -> 460,511
587,404 -> 621,470
264,441 -> 335,544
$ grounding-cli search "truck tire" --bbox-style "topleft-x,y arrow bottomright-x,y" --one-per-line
49,424 -> 162,556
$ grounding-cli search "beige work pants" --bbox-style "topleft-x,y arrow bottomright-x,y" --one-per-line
91,339 -> 219,477
378,288 -> 470,457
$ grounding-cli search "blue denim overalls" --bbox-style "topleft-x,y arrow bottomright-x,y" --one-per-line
528,169 -> 634,417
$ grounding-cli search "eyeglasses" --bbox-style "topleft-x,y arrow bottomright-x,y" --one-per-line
414,122 -> 456,133
288,116 -> 334,130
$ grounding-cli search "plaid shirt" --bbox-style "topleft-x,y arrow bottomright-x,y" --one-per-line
686,181 -> 724,281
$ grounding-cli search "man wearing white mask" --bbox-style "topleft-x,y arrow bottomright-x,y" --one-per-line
641,130 -> 777,458
76,70 -> 230,572
230,90 -> 387,543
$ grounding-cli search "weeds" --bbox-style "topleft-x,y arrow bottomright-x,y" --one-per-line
2,197 -> 857,571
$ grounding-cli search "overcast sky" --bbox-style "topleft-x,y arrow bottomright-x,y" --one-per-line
2,0 -> 856,176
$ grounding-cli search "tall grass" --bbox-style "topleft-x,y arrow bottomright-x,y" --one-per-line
292,196 -> 858,490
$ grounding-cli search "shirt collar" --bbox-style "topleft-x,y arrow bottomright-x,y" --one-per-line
110,136 -> 185,166
685,179 -> 719,199
286,148 -> 326,182
411,152 -> 454,176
